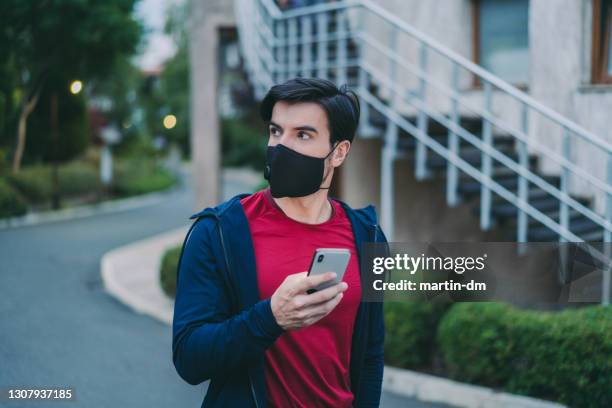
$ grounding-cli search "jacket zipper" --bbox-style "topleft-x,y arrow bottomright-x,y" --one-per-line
249,375 -> 259,408
214,214 -> 260,408
215,217 -> 241,313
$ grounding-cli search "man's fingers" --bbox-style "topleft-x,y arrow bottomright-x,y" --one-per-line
290,271 -> 337,295
294,282 -> 347,308
303,293 -> 344,323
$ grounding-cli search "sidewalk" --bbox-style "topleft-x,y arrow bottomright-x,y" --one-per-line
101,226 -> 186,324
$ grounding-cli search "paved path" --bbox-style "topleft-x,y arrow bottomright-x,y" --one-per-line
0,168 -> 449,407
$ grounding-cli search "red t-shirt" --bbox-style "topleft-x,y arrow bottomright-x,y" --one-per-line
240,188 -> 362,408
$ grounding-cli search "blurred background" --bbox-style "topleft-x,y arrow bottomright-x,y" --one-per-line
0,0 -> 611,407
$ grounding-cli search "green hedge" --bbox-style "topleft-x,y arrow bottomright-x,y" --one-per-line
437,302 -> 612,408
0,178 -> 27,218
160,245 -> 181,298
6,166 -> 54,202
384,301 -> 450,369
112,158 -> 176,197
0,155 -> 176,217
58,161 -> 101,197
5,161 -> 101,203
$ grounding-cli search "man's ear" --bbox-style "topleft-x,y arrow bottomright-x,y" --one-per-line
331,140 -> 351,167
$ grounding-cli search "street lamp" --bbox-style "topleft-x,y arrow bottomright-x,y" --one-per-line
70,80 -> 83,95
163,114 -> 177,129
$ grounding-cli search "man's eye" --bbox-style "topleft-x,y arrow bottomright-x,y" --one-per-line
269,127 -> 279,136
298,132 -> 310,140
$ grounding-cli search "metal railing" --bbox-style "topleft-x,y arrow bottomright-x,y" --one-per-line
234,0 -> 612,303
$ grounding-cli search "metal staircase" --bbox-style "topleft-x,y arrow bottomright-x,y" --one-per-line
234,0 -> 612,303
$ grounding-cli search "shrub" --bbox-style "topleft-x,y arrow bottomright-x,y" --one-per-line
160,245 -> 181,298
0,148 -> 9,174
384,300 -> 451,369
58,161 -> 101,197
7,161 -> 102,204
112,158 -> 176,197
0,178 -> 27,218
437,302 -> 612,407
6,166 -> 53,203
115,135 -> 161,160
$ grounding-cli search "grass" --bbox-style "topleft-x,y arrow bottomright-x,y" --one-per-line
160,245 -> 182,298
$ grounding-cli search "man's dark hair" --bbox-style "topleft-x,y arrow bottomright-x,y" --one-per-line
260,77 -> 361,145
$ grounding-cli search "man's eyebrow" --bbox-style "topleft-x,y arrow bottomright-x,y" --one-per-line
268,121 -> 282,130
269,121 -> 318,134
295,125 -> 318,134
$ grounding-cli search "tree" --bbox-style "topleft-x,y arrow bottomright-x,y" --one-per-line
158,45 -> 190,156
88,56 -> 145,145
0,0 -> 143,172
146,1 -> 190,157
27,73 -> 89,164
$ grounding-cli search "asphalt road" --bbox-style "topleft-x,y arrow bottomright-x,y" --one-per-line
0,171 -> 448,408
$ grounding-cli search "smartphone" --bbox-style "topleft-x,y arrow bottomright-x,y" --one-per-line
306,248 -> 351,294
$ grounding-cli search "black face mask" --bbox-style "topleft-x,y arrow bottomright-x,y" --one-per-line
264,143 -> 338,198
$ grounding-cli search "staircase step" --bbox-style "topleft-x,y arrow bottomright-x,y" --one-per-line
424,148 -> 537,170
414,115 -> 483,137
474,192 -> 591,220
458,174 -> 561,198
369,114 -> 483,138
458,166 -> 540,182
581,230 -> 605,242
528,217 -> 603,242
398,133 -> 515,152
365,107 -> 386,134
282,38 -> 359,67
368,110 -> 389,129
367,82 -> 493,138
508,208 -> 584,228
397,133 -> 447,151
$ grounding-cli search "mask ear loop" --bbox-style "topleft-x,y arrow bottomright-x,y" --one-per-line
319,142 -> 340,190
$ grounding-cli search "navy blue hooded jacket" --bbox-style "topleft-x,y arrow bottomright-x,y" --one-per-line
172,192 -> 388,408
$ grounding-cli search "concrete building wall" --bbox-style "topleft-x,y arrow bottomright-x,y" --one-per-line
189,0 -> 235,211
530,0 -> 595,208
339,137 -> 383,211
529,0 -> 612,214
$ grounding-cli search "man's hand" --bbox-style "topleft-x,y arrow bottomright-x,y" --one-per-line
270,271 -> 349,331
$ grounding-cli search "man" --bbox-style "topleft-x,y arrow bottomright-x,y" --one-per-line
172,78 -> 388,407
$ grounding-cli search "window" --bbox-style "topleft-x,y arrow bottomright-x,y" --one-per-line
473,0 -> 530,86
592,0 -> 612,83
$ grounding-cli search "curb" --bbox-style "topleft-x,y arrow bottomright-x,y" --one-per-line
0,186 -> 181,231
101,226 -> 188,325
383,366 -> 567,408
